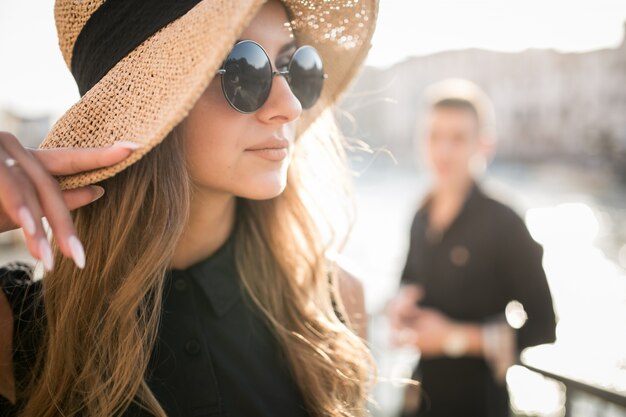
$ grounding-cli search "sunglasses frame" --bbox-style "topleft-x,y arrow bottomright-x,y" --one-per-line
216,39 -> 328,114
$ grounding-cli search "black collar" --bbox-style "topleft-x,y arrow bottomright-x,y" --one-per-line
419,180 -> 484,242
166,232 -> 240,317
421,180 -> 482,214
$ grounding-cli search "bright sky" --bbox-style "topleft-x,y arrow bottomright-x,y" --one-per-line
0,0 -> 624,117
371,0 -> 626,65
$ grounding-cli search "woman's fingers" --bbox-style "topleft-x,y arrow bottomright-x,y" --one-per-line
0,144 -> 52,268
0,186 -> 105,233
32,140 -> 142,176
2,134 -> 87,268
63,186 -> 106,211
0,132 -> 140,270
21,181 -> 54,270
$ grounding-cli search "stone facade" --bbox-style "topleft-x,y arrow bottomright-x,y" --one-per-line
340,23 -> 626,163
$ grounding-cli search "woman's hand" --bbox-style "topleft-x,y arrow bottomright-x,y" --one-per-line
0,131 -> 141,270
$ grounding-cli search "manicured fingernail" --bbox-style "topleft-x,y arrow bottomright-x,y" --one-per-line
68,235 -> 85,269
18,206 -> 36,236
111,140 -> 142,150
39,238 -> 54,271
90,186 -> 105,202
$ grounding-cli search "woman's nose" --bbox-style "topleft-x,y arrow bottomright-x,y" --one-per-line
255,74 -> 302,125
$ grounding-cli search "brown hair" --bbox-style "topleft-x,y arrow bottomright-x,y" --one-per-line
19,113 -> 375,416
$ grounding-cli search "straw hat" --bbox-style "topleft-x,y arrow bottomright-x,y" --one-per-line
39,0 -> 379,190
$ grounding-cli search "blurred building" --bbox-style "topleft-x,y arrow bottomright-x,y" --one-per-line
340,22 -> 626,165
0,109 -> 51,148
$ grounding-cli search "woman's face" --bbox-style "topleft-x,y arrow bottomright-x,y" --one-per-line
183,0 -> 302,200
423,106 -> 483,188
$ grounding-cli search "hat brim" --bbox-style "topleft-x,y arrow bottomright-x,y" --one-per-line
39,0 -> 378,191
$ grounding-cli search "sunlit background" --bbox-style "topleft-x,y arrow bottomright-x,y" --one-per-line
1,1 -> 625,416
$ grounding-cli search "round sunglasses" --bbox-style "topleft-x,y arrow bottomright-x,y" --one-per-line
216,40 -> 327,113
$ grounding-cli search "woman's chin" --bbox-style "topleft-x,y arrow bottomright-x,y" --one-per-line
238,177 -> 288,200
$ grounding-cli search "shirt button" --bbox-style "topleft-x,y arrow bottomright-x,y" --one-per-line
174,278 -> 187,291
184,338 -> 202,356
450,245 -> 470,267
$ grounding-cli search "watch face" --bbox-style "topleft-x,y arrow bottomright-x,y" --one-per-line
443,329 -> 469,357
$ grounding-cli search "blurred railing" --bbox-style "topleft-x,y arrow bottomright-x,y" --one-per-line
521,345 -> 626,417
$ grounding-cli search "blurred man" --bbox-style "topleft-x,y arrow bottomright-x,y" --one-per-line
387,79 -> 557,417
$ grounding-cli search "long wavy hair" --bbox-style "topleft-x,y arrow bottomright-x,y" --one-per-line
17,106 -> 376,416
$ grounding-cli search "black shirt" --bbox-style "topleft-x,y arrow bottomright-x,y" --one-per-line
0,231 -> 312,417
400,182 -> 556,417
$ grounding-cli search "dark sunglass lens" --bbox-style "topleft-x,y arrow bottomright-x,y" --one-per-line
288,46 -> 325,109
222,42 -> 272,113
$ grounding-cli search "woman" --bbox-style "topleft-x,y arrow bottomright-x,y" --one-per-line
0,0 -> 378,416
387,79 -> 557,417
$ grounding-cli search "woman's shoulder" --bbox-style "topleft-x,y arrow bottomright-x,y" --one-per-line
0,261 -> 37,284
0,261 -> 45,394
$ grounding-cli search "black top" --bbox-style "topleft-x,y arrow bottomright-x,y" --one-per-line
400,182 -> 557,417
0,232 -> 312,417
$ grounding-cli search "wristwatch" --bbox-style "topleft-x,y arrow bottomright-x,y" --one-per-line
442,327 -> 469,358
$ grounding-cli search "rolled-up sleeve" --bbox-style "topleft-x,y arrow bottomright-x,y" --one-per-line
497,211 -> 557,352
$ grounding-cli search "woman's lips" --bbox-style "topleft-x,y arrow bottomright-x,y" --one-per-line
246,147 -> 288,161
246,137 -> 289,161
